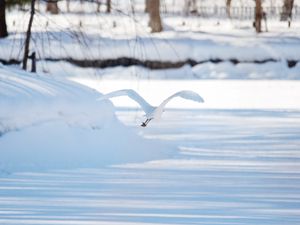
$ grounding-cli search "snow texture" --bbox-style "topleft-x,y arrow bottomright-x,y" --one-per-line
0,108 -> 300,225
0,65 -> 173,173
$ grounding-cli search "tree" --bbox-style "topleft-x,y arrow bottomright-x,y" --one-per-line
148,0 -> 162,33
46,1 -> 59,14
0,0 -> 8,38
226,0 -> 232,18
254,0 -> 262,33
23,0 -> 36,71
106,0 -> 111,13
280,0 -> 294,26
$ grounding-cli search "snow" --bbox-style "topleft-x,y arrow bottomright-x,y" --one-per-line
2,61 -> 299,224
3,4 -> 300,80
0,109 -> 300,225
0,65 -> 173,173
1,1 -> 300,224
41,60 -> 300,80
3,25 -> 300,63
2,1 -> 300,75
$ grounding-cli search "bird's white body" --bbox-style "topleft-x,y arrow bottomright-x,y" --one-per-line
98,89 -> 204,127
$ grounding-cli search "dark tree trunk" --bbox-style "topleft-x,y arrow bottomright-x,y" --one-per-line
29,52 -> 36,73
23,0 -> 36,71
226,0 -> 232,18
280,0 -> 294,22
255,0 -> 262,33
148,0 -> 162,33
106,0 -> 111,13
0,0 -> 8,38
46,1 -> 59,14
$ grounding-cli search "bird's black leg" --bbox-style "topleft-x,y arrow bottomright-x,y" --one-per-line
141,119 -> 149,127
141,119 -> 152,127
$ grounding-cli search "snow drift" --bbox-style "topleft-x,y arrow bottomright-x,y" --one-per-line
0,65 -> 172,174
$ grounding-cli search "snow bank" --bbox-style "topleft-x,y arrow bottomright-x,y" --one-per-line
0,65 -> 115,134
0,65 -> 173,174
39,60 -> 300,80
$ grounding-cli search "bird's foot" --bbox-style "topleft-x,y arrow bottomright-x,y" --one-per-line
141,118 -> 152,127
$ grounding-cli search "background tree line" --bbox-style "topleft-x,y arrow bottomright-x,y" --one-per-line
0,0 -> 297,38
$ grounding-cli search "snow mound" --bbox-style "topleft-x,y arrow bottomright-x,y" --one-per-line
0,65 -> 113,132
0,65 -> 173,174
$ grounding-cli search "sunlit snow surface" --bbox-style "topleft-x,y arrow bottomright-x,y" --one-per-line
1,109 -> 300,225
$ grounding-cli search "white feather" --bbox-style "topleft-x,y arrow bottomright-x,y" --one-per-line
97,89 -> 155,117
153,90 -> 204,119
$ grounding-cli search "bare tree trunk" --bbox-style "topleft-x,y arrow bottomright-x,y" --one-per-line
23,0 -> 36,71
46,1 -> 59,14
280,0 -> 294,22
226,0 -> 232,18
255,0 -> 262,33
0,0 -> 8,38
106,0 -> 111,13
148,0 -> 162,33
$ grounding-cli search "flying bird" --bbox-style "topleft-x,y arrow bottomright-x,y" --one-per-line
98,89 -> 204,127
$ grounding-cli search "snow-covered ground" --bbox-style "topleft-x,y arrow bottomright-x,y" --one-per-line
1,65 -> 300,224
3,14 -> 300,63
0,108 -> 300,225
1,1 -> 300,224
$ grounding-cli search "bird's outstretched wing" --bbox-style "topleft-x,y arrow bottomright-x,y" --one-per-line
154,90 -> 204,118
97,89 -> 154,114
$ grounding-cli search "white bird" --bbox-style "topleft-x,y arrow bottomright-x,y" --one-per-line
98,89 -> 204,127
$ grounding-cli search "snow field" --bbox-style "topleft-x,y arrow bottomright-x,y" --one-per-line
1,1 -> 300,224
0,108 -> 300,225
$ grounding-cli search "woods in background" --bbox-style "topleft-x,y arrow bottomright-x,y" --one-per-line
0,0 -> 298,38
